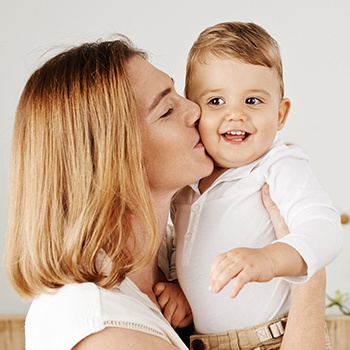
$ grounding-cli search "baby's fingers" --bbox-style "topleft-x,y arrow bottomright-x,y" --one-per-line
210,253 -> 235,287
163,302 -> 177,325
153,282 -> 166,296
156,290 -> 171,310
178,311 -> 193,328
229,270 -> 252,298
209,263 -> 241,294
169,304 -> 190,329
210,253 -> 227,277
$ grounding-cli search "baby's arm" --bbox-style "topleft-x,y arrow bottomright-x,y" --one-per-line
209,241 -> 306,298
209,184 -> 307,298
267,147 -> 343,279
153,281 -> 193,329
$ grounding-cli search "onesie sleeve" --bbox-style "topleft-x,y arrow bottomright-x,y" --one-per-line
262,145 -> 344,281
158,220 -> 178,281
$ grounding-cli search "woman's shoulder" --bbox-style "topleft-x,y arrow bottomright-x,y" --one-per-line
28,282 -> 103,320
25,280 -> 187,350
26,282 -> 106,350
26,282 -> 144,349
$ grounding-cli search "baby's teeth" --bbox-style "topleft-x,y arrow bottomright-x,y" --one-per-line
227,131 -> 245,135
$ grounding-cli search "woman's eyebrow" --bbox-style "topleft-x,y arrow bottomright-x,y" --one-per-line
149,87 -> 172,112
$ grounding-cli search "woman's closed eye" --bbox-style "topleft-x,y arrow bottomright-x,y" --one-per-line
160,108 -> 173,118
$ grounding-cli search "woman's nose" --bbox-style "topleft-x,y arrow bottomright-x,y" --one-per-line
184,98 -> 201,126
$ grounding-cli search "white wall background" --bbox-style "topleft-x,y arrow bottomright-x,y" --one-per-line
1,0 -> 349,315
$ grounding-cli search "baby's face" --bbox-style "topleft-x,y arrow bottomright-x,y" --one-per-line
187,55 -> 290,168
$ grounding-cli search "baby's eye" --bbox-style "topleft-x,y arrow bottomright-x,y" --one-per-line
246,97 -> 261,105
208,97 -> 225,106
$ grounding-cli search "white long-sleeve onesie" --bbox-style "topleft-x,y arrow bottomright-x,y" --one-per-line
170,138 -> 343,333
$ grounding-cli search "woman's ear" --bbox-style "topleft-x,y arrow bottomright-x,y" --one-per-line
277,98 -> 291,131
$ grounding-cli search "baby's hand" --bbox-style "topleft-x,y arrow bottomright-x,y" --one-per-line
209,246 -> 276,298
153,281 -> 193,329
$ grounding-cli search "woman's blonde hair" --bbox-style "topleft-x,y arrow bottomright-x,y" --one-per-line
5,36 -> 158,298
185,21 -> 284,98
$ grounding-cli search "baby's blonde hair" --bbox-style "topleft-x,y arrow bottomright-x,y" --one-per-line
185,22 -> 284,98
5,37 -> 158,298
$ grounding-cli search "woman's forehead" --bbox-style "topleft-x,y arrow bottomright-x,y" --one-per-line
126,56 -> 173,108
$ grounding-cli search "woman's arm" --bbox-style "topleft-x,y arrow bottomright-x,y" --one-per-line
262,184 -> 328,350
281,269 -> 328,350
72,327 -> 181,350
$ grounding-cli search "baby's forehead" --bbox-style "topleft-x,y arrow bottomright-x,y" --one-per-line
193,51 -> 260,68
194,53 -> 283,97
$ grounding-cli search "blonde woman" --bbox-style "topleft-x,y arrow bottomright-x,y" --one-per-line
6,35 -> 329,350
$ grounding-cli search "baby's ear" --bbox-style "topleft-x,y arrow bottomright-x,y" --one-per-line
277,98 -> 291,130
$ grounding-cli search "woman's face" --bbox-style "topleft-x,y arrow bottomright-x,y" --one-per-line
127,56 -> 213,196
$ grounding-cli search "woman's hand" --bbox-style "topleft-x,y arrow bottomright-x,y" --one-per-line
261,183 -> 289,239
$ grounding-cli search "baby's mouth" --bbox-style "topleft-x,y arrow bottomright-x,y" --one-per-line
223,130 -> 250,142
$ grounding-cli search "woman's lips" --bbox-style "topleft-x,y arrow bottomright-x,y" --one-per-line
194,139 -> 205,148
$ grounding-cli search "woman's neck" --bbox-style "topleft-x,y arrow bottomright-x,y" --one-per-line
128,191 -> 172,304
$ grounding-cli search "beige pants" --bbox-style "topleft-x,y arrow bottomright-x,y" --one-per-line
189,314 -> 332,350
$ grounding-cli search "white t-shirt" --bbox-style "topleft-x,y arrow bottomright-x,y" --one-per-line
171,138 -> 343,334
25,278 -> 188,350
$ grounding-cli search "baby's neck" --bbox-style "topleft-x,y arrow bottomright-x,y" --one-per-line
199,166 -> 228,193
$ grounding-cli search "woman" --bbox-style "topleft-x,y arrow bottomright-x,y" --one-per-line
5,36 -> 328,349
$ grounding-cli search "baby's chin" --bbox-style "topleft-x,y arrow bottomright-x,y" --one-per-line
214,159 -> 250,169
